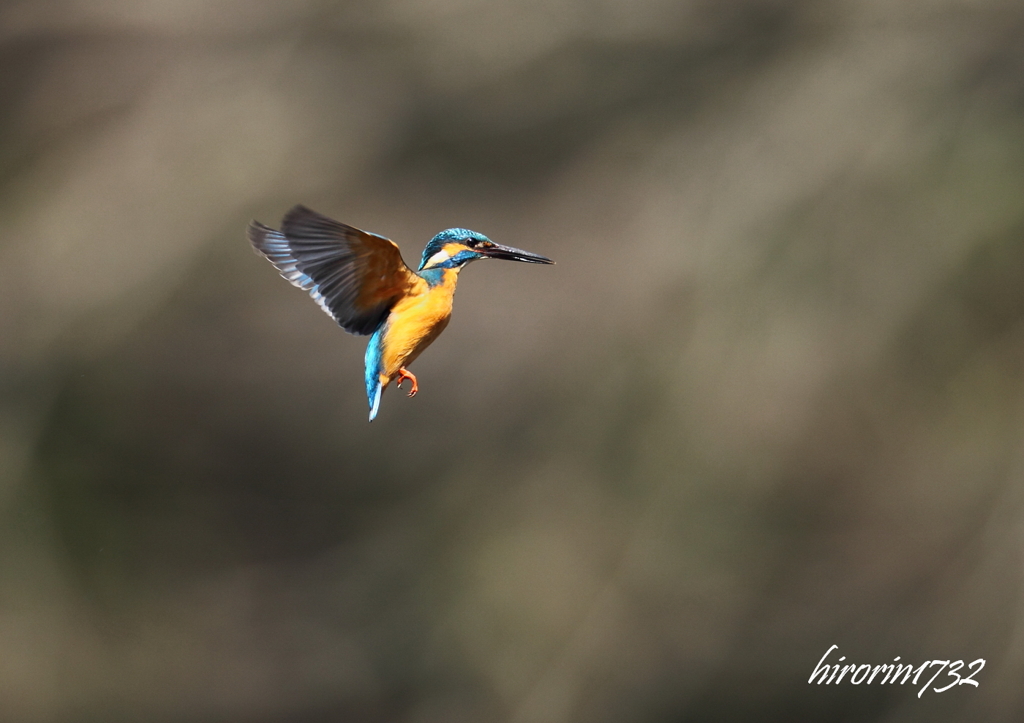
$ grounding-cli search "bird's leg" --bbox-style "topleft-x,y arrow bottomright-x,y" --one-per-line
395,368 -> 419,397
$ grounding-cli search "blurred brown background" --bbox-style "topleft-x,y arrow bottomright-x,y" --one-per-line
2,1 -> 1024,721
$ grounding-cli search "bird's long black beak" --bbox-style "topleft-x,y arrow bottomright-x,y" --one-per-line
481,243 -> 554,264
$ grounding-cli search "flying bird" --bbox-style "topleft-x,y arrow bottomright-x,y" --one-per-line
248,205 -> 553,421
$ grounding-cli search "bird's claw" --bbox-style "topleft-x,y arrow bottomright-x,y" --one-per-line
396,368 -> 419,397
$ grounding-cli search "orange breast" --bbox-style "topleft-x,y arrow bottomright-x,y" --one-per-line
379,270 -> 458,380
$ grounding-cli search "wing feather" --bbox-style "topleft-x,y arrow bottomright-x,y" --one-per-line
248,206 -> 422,335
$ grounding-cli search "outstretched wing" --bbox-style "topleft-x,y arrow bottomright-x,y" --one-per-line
248,205 -> 422,335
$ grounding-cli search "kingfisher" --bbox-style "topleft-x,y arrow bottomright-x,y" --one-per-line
248,205 -> 553,421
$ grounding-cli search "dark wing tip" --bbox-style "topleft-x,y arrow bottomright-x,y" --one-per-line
280,205 -> 393,248
282,204 -> 319,226
282,204 -> 347,236
282,205 -> 342,243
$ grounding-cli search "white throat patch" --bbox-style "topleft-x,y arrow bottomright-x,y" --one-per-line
425,250 -> 451,268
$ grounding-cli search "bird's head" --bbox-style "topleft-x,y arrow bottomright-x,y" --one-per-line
419,228 -> 554,271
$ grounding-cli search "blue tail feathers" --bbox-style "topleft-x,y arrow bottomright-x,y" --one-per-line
365,325 -> 386,421
368,382 -> 383,421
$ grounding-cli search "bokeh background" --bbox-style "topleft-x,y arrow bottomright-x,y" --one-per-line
2,1 -> 1024,721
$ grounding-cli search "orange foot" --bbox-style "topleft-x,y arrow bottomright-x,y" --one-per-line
395,367 -> 419,397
